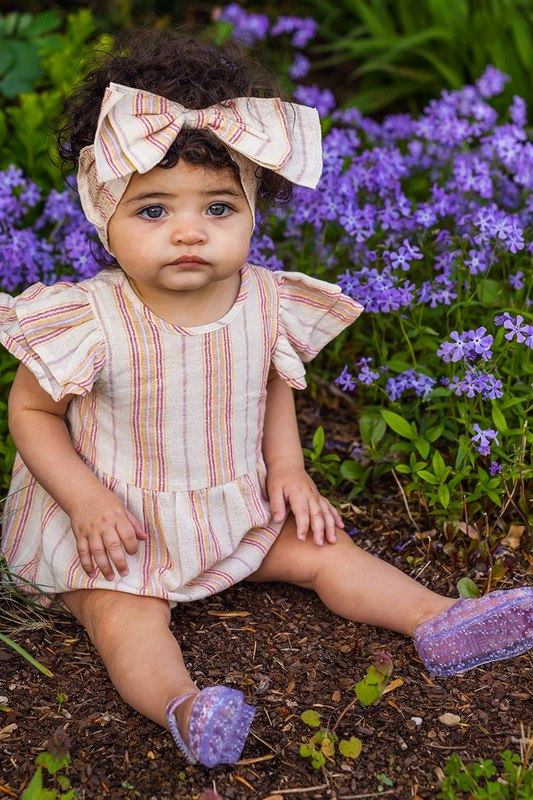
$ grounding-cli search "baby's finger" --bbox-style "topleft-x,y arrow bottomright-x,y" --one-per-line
125,508 -> 147,540
308,498 -> 326,546
319,498 -> 338,544
291,501 -> 310,541
102,532 -> 130,578
268,486 -> 286,524
76,540 -> 96,578
330,503 -> 345,528
117,519 -> 140,557
90,537 -> 117,582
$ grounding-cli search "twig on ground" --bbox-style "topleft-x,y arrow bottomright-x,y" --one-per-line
268,785 -> 329,795
391,469 -> 420,533
331,697 -> 358,734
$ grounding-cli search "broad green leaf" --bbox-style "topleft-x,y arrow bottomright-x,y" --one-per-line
432,450 -> 446,477
380,409 -> 416,440
425,422 -> 446,443
457,578 -> 480,598
477,279 -> 501,306
395,464 -> 412,474
300,743 -> 313,757
414,437 -> 430,459
339,736 -> 363,758
491,405 -> 508,434
301,709 -> 321,727
21,767 -> 43,800
311,751 -> 326,769
417,469 -> 440,485
36,751 -> 69,775
312,426 -> 325,456
340,459 -> 365,480
438,483 -> 450,508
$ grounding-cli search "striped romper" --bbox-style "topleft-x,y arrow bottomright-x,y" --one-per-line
0,263 -> 362,607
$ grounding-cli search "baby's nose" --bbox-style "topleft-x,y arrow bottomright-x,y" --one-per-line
170,215 -> 207,245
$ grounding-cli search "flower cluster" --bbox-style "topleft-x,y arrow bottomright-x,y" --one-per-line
0,168 -> 99,291
216,4 -> 316,78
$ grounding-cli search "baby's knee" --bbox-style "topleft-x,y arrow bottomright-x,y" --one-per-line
62,588 -> 171,645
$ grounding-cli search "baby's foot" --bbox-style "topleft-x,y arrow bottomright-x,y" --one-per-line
413,587 -> 533,676
166,686 -> 256,767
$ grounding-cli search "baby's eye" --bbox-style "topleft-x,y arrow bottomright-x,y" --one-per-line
139,205 -> 166,220
207,202 -> 234,217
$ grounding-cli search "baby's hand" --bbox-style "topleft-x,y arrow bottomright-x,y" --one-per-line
67,487 -> 147,581
266,466 -> 344,546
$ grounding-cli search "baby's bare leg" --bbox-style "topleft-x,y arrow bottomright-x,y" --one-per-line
246,513 -> 454,637
61,589 -> 198,732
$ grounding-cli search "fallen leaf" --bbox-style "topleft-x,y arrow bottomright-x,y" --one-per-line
501,524 -> 525,550
458,521 -> 480,539
382,677 -> 404,695
332,690 -> 341,702
206,610 -> 252,618
439,713 -> 461,726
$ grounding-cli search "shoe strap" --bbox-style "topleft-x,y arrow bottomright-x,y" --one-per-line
166,692 -> 199,764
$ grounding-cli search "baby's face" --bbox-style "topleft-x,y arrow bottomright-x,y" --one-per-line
108,160 -> 253,302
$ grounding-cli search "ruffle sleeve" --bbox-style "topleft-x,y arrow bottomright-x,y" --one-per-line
271,270 -> 363,389
0,282 -> 106,401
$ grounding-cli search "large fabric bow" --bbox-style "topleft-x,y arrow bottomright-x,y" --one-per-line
77,82 -> 323,251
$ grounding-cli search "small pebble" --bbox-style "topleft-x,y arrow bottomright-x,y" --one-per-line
0,696 -> 8,705
439,712 -> 461,726
411,716 -> 423,726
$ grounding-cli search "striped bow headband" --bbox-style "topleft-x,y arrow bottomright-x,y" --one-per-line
77,82 -> 323,252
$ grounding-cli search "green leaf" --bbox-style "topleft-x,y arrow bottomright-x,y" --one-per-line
21,767 -> 43,800
457,578 -> 480,598
414,437 -> 430,459
395,464 -> 412,474
477,279 -> 501,306
313,426 -> 325,456
300,743 -> 313,757
491,405 -> 508,434
339,736 -> 363,758
417,469 -> 440,485
340,459 -> 365,480
438,483 -> 450,508
311,750 -> 326,769
380,409 -> 417,440
359,414 -> 387,445
301,709 -> 321,727
35,751 -> 69,775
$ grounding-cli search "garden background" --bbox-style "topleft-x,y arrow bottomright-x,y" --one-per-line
0,1 -> 532,799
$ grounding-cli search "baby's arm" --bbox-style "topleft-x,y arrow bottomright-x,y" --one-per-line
8,364 -> 146,580
262,369 -> 344,546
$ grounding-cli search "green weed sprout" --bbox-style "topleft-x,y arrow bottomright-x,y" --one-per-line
438,725 -> 533,799
22,728 -> 78,800
299,653 -> 393,770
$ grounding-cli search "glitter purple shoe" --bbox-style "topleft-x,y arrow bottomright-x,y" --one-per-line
414,587 -> 533,676
165,686 -> 256,768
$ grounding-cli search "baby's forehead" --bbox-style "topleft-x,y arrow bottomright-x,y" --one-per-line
126,160 -> 244,195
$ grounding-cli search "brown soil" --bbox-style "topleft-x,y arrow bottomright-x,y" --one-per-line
1,390 -> 532,800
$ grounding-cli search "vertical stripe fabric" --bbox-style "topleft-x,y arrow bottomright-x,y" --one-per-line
0,264 -> 362,607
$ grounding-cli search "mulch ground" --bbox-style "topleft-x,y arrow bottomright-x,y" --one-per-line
1,386 -> 532,800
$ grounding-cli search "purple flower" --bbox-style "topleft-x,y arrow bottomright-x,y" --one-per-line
467,327 -> 493,360
503,314 -> 529,342
489,461 -> 502,475
437,331 -> 472,362
471,423 -> 499,456
464,249 -> 487,275
288,53 -> 311,80
509,270 -> 524,290
218,3 -> 270,45
335,365 -> 356,391
476,65 -> 510,99
293,84 -> 336,117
